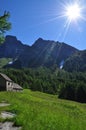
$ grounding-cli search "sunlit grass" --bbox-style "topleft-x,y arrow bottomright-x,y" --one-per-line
0,58 -> 12,68
0,89 -> 86,130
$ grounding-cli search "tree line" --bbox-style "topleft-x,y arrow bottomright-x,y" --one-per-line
0,67 -> 86,103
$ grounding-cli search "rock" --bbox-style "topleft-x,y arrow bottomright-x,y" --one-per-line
0,122 -> 21,130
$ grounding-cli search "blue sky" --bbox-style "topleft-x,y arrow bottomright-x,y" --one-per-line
0,0 -> 86,50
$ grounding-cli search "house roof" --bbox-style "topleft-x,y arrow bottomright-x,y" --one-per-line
13,83 -> 23,90
0,73 -> 23,90
0,73 -> 12,82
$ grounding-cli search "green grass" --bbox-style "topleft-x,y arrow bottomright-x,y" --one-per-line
0,58 -> 12,68
0,89 -> 86,130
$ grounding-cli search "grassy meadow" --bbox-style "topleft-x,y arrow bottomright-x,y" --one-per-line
0,89 -> 86,130
0,58 -> 12,68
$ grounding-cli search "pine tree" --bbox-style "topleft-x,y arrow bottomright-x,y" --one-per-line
0,11 -> 11,43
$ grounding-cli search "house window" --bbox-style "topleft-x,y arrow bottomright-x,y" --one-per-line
8,82 -> 10,85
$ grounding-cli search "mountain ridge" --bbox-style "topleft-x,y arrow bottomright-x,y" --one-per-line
0,35 -> 79,69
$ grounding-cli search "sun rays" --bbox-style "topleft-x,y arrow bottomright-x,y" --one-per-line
65,3 -> 82,21
29,1 -> 85,43
56,1 -> 85,40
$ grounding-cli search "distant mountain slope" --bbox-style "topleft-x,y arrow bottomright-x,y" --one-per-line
0,35 -> 30,59
0,58 -> 12,68
0,35 -> 78,68
63,50 -> 86,72
19,38 -> 78,68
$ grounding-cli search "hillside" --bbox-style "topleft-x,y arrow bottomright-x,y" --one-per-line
0,89 -> 86,130
64,50 -> 86,72
0,58 -> 12,68
0,35 -> 78,68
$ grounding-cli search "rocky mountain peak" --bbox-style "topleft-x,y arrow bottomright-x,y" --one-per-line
0,35 -> 79,68
5,35 -> 17,43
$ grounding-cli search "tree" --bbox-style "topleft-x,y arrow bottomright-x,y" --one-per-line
76,83 -> 86,103
0,11 -> 11,43
58,82 -> 75,100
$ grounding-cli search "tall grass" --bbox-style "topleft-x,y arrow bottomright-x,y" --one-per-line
0,89 -> 86,130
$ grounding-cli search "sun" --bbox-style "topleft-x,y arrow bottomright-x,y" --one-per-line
65,3 -> 82,21
54,1 -> 85,41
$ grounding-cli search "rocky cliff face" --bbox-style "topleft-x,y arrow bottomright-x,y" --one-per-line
0,35 -> 78,69
0,35 -> 30,59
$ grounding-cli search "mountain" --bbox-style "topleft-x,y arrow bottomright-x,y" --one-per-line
63,50 -> 86,72
0,35 -> 78,68
17,38 -> 78,68
25,38 -> 78,67
0,35 -> 30,59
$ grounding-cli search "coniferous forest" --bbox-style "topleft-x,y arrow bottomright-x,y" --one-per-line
0,67 -> 86,103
